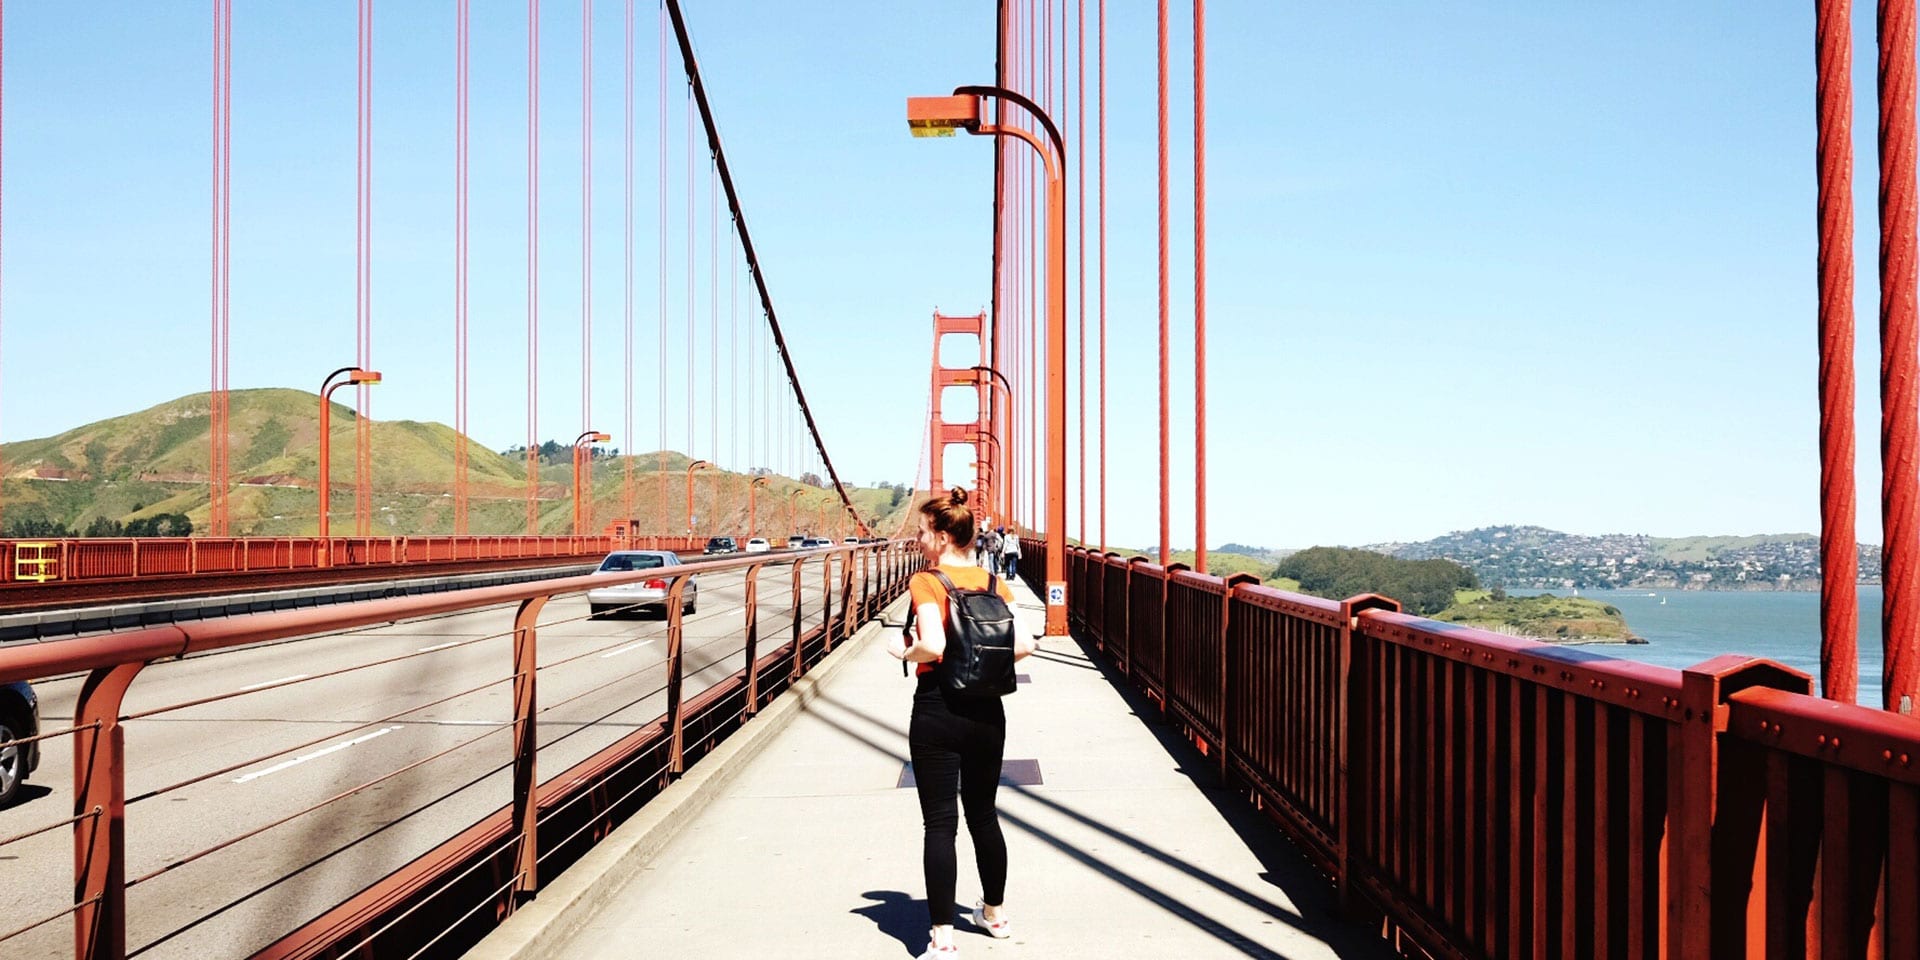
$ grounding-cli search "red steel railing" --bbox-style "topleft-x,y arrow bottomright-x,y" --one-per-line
1051,540 -> 1920,960
0,541 -> 920,960
0,535 -> 712,586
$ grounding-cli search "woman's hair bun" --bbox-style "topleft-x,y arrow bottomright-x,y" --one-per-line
948,486 -> 968,506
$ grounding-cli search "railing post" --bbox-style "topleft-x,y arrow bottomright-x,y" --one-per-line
1219,573 -> 1260,785
790,559 -> 807,683
1666,655 -> 1808,959
510,596 -> 547,898
742,563 -> 763,716
839,551 -> 856,641
821,553 -> 835,654
1335,593 -> 1399,914
73,662 -> 142,960
665,578 -> 690,775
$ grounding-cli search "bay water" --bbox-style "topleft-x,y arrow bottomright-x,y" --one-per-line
1512,586 -> 1886,707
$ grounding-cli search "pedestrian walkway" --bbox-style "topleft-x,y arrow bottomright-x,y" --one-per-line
527,575 -> 1394,959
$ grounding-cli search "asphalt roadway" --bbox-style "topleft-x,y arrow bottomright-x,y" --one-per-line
0,555 -> 854,959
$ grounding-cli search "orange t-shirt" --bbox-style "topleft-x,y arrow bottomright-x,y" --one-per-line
908,564 -> 1017,676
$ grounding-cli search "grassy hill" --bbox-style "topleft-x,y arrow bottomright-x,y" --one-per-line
1434,590 -> 1641,644
1648,533 -> 1816,563
0,388 -> 918,538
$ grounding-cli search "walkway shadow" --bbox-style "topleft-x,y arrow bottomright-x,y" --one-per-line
851,890 -> 970,957
805,692 -> 1386,958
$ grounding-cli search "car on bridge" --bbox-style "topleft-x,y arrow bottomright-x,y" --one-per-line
1,680 -> 40,807
586,551 -> 698,618
743,537 -> 770,553
703,536 -> 737,556
801,537 -> 833,549
786,535 -> 806,549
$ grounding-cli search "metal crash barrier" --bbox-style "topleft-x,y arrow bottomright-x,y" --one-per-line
0,540 -> 921,960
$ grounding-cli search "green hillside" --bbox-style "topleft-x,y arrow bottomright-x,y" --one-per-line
0,388 -> 917,538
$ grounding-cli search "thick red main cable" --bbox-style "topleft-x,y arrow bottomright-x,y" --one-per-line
1882,0 -> 1920,712
1192,0 -> 1207,574
1816,0 -> 1858,701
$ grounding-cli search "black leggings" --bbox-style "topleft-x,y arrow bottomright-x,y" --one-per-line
908,680 -> 1008,925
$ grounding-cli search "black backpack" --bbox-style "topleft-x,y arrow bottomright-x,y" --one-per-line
904,570 -> 1018,697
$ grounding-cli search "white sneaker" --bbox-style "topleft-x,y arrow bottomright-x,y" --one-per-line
915,943 -> 958,959
973,900 -> 1011,939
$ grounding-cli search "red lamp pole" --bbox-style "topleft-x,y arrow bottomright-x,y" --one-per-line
318,366 -> 382,543
749,476 -> 770,541
968,364 -> 1016,527
572,430 -> 610,536
787,487 -> 804,537
909,86 -> 1067,637
685,458 -> 711,536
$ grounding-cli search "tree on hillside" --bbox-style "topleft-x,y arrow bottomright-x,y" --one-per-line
1274,546 -> 1477,615
5,518 -> 73,538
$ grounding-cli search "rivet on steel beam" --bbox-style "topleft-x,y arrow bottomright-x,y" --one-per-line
1817,734 -> 1828,746
1887,749 -> 1896,761
1902,753 -> 1911,765
1832,737 -> 1842,749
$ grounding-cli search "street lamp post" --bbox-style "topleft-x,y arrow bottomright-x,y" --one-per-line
909,86 -> 1068,638
572,431 -> 611,536
966,429 -> 1005,529
787,488 -> 805,538
685,459 -> 712,536
749,476 -> 771,541
318,366 -> 382,544
967,365 -> 1015,529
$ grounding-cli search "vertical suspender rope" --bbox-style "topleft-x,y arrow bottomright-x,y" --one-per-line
731,219 -> 738,470
656,0 -> 668,533
710,159 -> 719,463
623,0 -> 635,529
1096,0 -> 1105,553
1192,0 -> 1207,574
454,0 -> 470,534
0,0 -> 5,533
685,89 -> 694,459
582,0 -> 593,534
1155,0 -> 1170,564
1076,0 -> 1085,545
526,0 -> 542,534
1813,0 -> 1857,701
356,0 -> 373,537
209,0 -> 232,537
1882,0 -> 1920,712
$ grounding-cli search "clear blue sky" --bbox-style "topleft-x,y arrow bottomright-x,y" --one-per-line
0,3 -> 1889,550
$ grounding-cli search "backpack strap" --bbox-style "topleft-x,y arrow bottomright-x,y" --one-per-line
929,569 -> 962,596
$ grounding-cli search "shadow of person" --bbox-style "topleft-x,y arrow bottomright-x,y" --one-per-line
852,890 -> 966,957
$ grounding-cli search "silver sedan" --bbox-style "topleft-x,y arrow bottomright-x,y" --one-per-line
585,550 -> 698,618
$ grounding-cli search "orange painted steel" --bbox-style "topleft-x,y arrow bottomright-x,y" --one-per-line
0,541 -> 920,960
1052,540 -> 1920,959
684,459 -> 712,535
926,312 -> 991,501
747,475 -> 770,541
316,366 -> 379,545
0,534 -> 706,611
1884,0 -> 1920,714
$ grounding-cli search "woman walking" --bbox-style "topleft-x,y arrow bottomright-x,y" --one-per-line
887,488 -> 1035,958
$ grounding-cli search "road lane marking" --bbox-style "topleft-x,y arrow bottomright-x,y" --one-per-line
599,639 -> 658,659
232,727 -> 398,784
240,674 -> 309,691
417,641 -> 464,652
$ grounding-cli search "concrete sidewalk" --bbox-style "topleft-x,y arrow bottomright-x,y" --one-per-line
526,575 -> 1393,959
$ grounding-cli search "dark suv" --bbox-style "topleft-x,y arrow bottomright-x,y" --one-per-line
1,680 -> 40,807
703,536 -> 737,556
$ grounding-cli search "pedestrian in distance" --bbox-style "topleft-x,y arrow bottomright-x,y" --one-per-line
886,487 -> 1036,958
999,528 -> 1021,582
